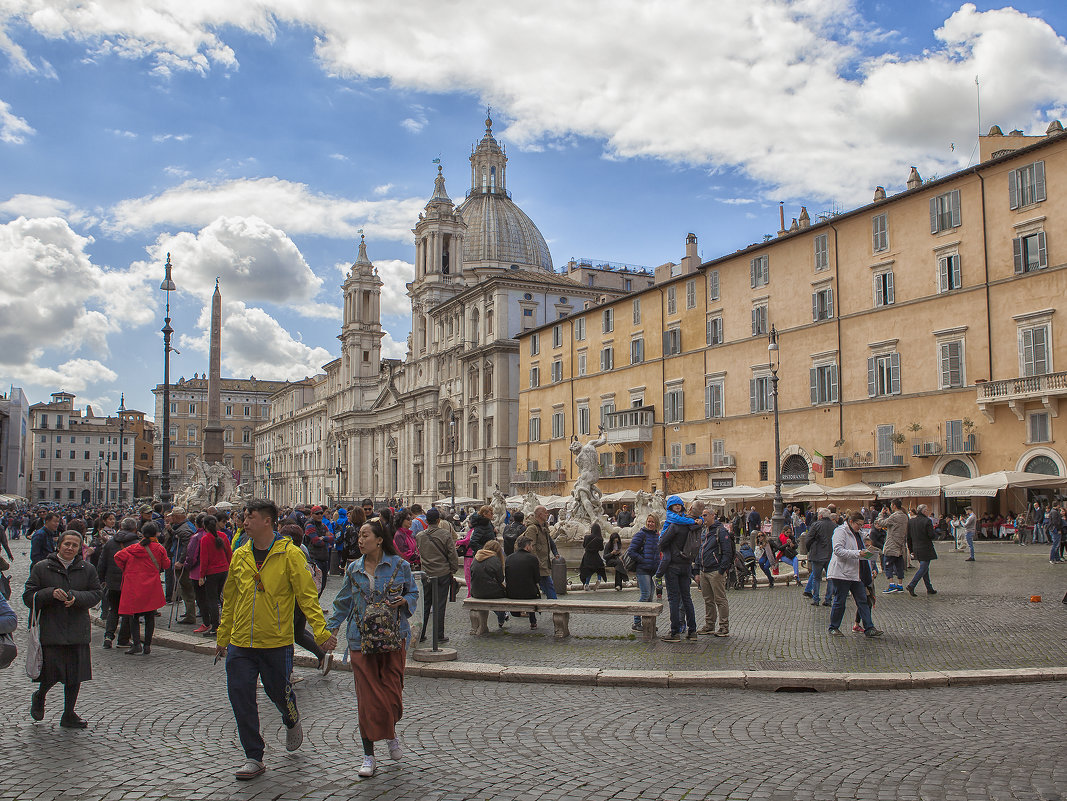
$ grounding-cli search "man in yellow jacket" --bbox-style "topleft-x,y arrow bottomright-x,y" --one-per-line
216,498 -> 337,781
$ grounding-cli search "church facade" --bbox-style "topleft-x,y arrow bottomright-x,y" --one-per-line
256,117 -> 626,507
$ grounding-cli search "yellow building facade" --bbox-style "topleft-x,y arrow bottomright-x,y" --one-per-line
516,125 -> 1067,511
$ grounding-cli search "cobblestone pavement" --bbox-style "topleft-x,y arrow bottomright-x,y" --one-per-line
3,538 -> 1066,799
1,628 -> 1065,801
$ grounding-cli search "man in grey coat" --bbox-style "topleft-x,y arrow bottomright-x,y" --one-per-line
416,508 -> 459,643
802,509 -> 835,606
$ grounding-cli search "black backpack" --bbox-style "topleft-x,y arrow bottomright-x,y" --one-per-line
679,524 -> 701,561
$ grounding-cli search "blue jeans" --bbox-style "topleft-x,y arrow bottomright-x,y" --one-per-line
965,531 -> 975,558
1051,529 -> 1063,562
538,575 -> 558,600
634,571 -> 654,627
909,560 -> 934,591
663,568 -> 696,635
828,580 -> 874,632
757,555 -> 775,584
808,560 -> 828,603
226,644 -> 297,762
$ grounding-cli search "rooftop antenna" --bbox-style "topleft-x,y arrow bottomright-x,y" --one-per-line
968,75 -> 981,167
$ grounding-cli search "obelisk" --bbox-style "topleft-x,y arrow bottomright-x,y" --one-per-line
202,278 -> 225,465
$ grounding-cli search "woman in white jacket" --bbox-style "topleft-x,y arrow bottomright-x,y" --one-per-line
826,511 -> 883,638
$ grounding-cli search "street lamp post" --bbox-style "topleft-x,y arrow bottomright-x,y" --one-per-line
335,444 -> 343,504
449,410 -> 457,513
160,254 -> 177,507
105,437 -> 112,505
768,325 -> 785,540
264,457 -> 271,500
116,393 -> 126,507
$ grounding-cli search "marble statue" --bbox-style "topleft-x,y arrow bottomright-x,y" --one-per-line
554,429 -> 616,544
174,455 -> 251,510
491,486 -> 507,533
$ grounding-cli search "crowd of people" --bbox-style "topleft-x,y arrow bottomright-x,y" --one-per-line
2,490 -> 1064,781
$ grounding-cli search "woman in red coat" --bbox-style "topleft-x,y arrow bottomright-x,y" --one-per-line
196,515 -> 232,636
114,522 -> 171,655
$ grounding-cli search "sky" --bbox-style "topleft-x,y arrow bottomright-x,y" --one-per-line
1,1 -> 1066,420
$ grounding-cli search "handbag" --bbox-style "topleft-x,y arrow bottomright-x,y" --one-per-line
356,561 -> 403,655
0,572 -> 10,600
0,632 -> 16,669
621,551 -> 638,573
25,597 -> 42,680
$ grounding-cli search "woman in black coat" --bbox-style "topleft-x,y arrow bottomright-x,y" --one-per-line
578,523 -> 607,590
23,530 -> 103,728
469,539 -> 508,628
603,531 -> 629,590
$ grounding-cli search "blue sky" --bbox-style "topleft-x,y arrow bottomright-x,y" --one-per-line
1,1 -> 1065,420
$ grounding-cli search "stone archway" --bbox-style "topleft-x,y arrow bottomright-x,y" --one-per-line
1015,446 -> 1064,477
933,454 -> 978,478
779,445 -> 812,484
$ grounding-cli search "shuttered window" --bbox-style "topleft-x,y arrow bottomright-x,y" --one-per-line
750,255 -> 769,288
873,271 -> 895,306
812,287 -> 833,321
1019,326 -> 1050,377
867,353 -> 901,397
872,214 -> 888,252
707,270 -> 720,301
706,316 -> 723,346
929,189 -> 961,233
663,328 -> 682,356
939,341 -> 964,388
1013,232 -> 1047,273
630,338 -> 644,365
937,254 -> 962,292
704,382 -> 724,418
809,364 -> 839,405
665,389 -> 685,424
1009,161 -> 1046,209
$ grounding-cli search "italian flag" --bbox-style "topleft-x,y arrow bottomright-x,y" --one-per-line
812,450 -> 824,473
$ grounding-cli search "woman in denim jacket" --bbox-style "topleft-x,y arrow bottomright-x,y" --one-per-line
327,519 -> 419,779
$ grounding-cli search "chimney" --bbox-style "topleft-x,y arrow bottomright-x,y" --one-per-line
777,202 -> 786,237
873,186 -> 886,201
798,207 -> 810,229
907,167 -> 922,190
683,232 -> 698,272
1047,120 -> 1064,136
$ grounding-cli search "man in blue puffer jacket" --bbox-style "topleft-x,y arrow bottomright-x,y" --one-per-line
625,512 -> 662,631
654,496 -> 699,642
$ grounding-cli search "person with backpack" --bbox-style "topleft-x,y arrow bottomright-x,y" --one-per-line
304,506 -> 334,596
215,499 -> 337,781
327,518 -> 418,779
654,497 -> 700,642
502,510 -> 525,556
695,507 -> 733,637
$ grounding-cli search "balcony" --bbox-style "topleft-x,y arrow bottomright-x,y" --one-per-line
834,450 -> 907,470
977,371 -> 1067,422
511,469 -> 567,486
659,453 -> 737,472
604,406 -> 654,445
600,461 -> 646,478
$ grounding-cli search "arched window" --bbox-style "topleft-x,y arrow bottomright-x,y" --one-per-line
942,459 -> 971,477
1024,455 -> 1059,475
486,309 -> 494,336
468,416 -> 479,450
483,363 -> 494,398
490,166 -> 496,191
471,308 -> 480,343
469,366 -> 480,399
781,454 -> 809,483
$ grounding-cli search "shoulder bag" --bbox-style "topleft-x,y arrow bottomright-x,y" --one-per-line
25,596 -> 42,680
356,561 -> 403,655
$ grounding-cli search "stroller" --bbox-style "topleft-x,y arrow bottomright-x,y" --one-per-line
730,541 -> 758,590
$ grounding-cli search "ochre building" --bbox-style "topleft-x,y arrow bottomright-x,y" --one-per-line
516,124 -> 1067,511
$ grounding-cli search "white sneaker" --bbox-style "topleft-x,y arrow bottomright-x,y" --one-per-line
320,653 -> 334,676
285,720 -> 303,752
387,738 -> 402,760
358,755 -> 376,777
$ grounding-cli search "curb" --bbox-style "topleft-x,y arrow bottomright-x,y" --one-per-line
95,619 -> 1067,692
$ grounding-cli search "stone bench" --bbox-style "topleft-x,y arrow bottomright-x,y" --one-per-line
462,597 -> 664,642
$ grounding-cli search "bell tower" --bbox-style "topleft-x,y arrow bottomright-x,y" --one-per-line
470,112 -> 507,196
340,234 -> 384,385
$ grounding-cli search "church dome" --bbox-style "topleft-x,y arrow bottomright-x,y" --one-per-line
457,192 -> 553,271
455,114 -> 553,271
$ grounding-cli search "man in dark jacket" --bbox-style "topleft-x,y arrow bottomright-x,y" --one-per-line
802,509 -> 836,606
505,536 -> 541,629
166,507 -> 197,624
502,511 -> 525,556
1048,502 -> 1064,564
616,505 -> 634,529
97,516 -> 139,647
695,508 -> 733,637
655,496 -> 698,642
30,512 -> 60,564
746,506 -> 762,547
905,504 -> 938,596
304,506 -> 333,596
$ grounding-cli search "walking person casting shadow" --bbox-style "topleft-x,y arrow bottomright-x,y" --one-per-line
327,518 -> 418,779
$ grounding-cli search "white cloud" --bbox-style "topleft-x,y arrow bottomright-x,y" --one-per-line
373,183 -> 393,196
328,152 -> 349,162
108,177 -> 426,242
0,193 -> 96,226
4,3 -> 1067,202
371,258 -> 414,319
400,105 -> 429,134
179,299 -> 335,381
0,216 -> 155,387
718,198 -> 757,206
0,99 -> 34,144
163,165 -> 190,178
152,133 -> 189,142
107,128 -> 137,138
381,331 -> 406,360
145,215 -> 324,304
